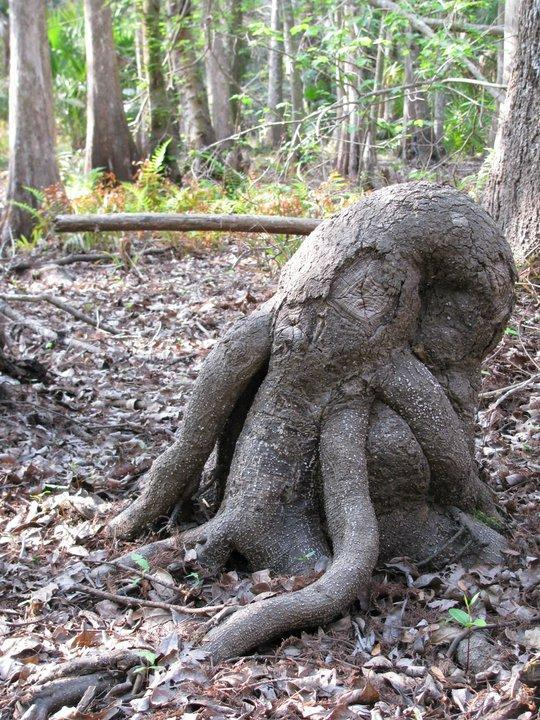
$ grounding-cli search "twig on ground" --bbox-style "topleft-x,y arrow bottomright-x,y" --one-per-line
69,581 -> 227,615
481,373 -> 539,410
0,300 -> 98,353
85,556 -> 183,594
0,292 -> 119,334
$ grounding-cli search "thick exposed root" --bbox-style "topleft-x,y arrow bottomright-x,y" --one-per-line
373,349 -> 497,514
109,305 -> 273,539
201,396 -> 379,661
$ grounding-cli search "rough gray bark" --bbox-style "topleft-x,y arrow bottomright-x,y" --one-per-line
266,0 -> 285,147
203,0 -> 233,142
109,182 -> 515,661
1,0 -> 61,247
484,0 -> 540,263
169,0 -> 216,150
83,0 -> 138,181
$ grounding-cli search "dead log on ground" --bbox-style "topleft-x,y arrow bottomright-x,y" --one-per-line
53,213 -> 322,235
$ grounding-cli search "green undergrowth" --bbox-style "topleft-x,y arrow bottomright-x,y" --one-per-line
14,143 -> 364,265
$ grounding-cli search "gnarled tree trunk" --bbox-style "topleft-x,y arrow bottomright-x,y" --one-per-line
83,0 -> 138,181
1,0 -> 61,248
109,182 -> 515,662
484,0 -> 539,263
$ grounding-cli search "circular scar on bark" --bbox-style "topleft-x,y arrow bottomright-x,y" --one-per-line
108,181 -> 516,661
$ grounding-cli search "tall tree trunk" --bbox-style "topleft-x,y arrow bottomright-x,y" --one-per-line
266,0 -> 285,147
484,0 -> 539,263
282,0 -> 304,130
228,0 -> 248,130
83,0 -> 138,181
335,1 -> 363,178
169,0 -> 215,150
203,0 -> 233,142
1,0 -> 61,248
503,0 -> 521,84
0,10 -> 9,78
400,36 -> 436,164
134,23 -> 150,157
140,0 -> 179,160
364,18 -> 387,177
432,90 -> 445,157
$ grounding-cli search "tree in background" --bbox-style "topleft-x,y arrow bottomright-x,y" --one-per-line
1,0 -> 62,249
169,0 -> 215,151
203,0 -> 233,142
83,0 -> 138,180
266,0 -> 285,147
484,0 -> 539,263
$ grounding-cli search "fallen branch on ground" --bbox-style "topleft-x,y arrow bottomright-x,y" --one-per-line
8,246 -> 172,273
0,301 -> 98,353
54,212 -> 322,235
70,581 -> 227,615
0,293 -> 119,335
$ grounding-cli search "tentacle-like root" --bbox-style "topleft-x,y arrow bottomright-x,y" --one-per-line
372,349 -> 497,514
201,396 -> 379,661
109,304 -> 274,539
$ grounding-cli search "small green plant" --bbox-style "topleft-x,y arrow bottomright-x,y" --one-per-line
448,592 -> 487,674
448,592 -> 487,630
296,549 -> 317,563
185,571 -> 202,587
133,649 -> 161,674
130,553 -> 151,573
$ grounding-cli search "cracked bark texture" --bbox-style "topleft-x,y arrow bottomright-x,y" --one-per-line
109,181 -> 515,660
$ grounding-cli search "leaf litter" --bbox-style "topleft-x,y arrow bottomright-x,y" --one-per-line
0,242 -> 538,719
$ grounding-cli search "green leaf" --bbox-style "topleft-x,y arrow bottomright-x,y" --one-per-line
130,553 -> 150,573
448,608 -> 471,626
137,649 -> 157,664
504,327 -> 518,336
472,618 -> 487,627
469,592 -> 480,607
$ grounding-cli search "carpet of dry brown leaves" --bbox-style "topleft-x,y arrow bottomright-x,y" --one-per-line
0,240 -> 538,720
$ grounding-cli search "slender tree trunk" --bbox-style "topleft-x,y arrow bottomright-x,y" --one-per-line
228,0 -> 248,129
140,0 -> 179,161
266,0 -> 285,147
134,24 -> 150,157
1,0 -> 61,248
0,11 -> 9,78
488,0 -> 506,146
169,0 -> 215,150
83,0 -> 138,181
335,1 -> 363,178
503,0 -> 521,84
433,90 -> 445,157
282,0 -> 304,129
364,18 -> 387,176
484,0 -> 539,263
400,37 -> 435,164
203,0 -> 233,142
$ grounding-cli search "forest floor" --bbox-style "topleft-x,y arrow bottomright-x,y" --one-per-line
0,237 -> 538,720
